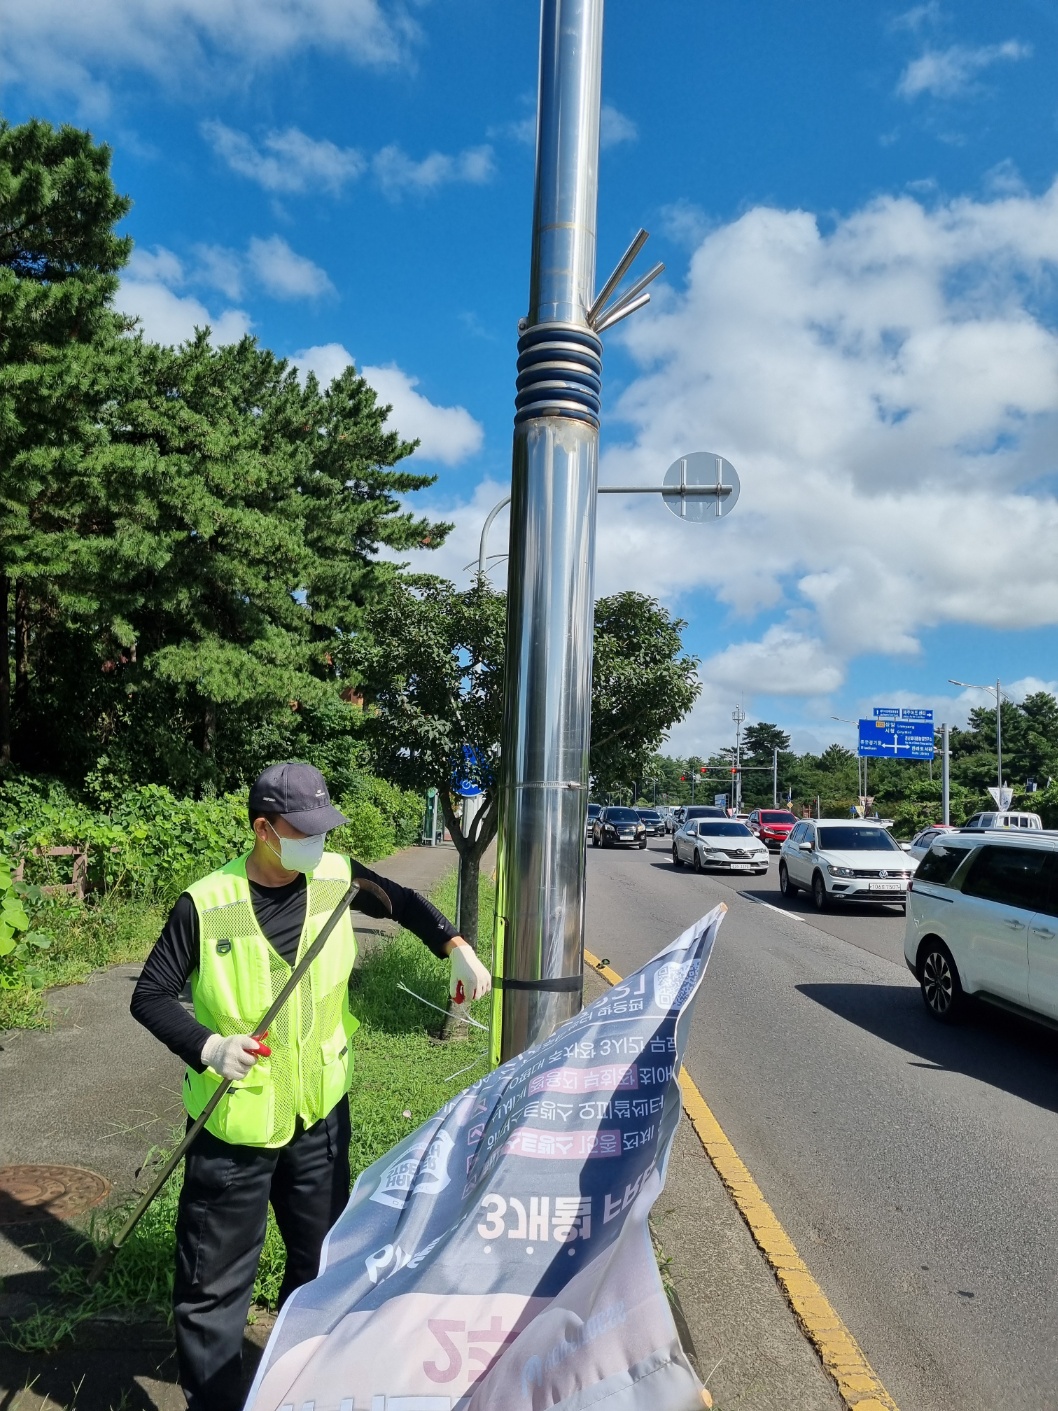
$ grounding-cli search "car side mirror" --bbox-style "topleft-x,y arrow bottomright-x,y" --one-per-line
799,841 -> 813,851
900,842 -> 911,851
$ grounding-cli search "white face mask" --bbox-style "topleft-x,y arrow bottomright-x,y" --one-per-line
266,823 -> 326,874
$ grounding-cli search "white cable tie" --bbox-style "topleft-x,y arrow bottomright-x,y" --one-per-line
396,981 -> 488,1031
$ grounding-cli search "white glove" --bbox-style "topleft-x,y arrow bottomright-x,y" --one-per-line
449,943 -> 492,1003
201,1033 -> 267,1081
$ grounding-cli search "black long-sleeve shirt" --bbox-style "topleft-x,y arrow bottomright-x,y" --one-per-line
131,858 -> 458,1070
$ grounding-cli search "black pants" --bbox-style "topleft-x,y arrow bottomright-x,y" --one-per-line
173,1100 -> 351,1411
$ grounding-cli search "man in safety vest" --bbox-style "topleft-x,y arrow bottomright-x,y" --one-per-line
131,761 -> 491,1411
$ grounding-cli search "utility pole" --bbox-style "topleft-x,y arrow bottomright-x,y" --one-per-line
773,746 -> 778,807
732,706 -> 746,812
493,0 -> 605,1063
996,677 -> 1003,793
941,722 -> 950,825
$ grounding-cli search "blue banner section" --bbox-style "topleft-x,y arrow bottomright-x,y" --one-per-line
858,717 -> 935,759
244,909 -> 724,1411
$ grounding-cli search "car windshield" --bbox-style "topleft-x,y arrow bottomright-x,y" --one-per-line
637,811 -> 661,821
817,827 -> 901,851
587,804 -> 601,817
606,809 -> 640,823
761,811 -> 796,824
696,822 -> 753,837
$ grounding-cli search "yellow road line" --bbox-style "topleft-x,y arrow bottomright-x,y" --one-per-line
583,947 -> 899,1411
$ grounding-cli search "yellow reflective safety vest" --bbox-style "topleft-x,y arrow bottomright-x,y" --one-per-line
183,851 -> 359,1148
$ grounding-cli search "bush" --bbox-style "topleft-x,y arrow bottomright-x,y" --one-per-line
0,770 -> 425,914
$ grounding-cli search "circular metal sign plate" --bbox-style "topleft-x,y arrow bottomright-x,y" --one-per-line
663,452 -> 741,522
0,1164 -> 111,1225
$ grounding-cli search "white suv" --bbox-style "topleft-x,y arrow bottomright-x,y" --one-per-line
778,818 -> 915,911
905,830 -> 1058,1024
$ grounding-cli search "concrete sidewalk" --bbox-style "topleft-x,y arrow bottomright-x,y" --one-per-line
0,844 -> 841,1411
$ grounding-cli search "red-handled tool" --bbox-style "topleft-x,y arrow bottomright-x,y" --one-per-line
252,1031 -> 271,1057
454,980 -> 466,1006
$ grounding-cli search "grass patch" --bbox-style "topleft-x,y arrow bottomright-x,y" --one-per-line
0,897 -> 165,1030
2,864 -> 495,1349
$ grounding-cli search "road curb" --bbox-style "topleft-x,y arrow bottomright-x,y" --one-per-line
584,947 -> 900,1411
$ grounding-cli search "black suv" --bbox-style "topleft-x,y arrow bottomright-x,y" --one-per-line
592,807 -> 648,849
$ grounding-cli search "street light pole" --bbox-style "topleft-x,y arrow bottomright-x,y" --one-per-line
949,677 -> 1004,796
941,722 -> 950,825
773,746 -> 778,807
493,0 -> 605,1064
732,706 -> 746,812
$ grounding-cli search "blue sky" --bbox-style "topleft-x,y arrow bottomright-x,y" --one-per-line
4,0 -> 1058,760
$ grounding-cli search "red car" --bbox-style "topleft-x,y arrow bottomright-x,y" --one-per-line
746,808 -> 798,850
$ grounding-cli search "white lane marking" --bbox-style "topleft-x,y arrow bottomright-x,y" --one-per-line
737,892 -> 806,922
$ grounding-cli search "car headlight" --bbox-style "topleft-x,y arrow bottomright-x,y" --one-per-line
827,864 -> 855,877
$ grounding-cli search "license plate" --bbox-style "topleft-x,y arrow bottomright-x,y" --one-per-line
729,862 -> 753,870
868,880 -> 905,890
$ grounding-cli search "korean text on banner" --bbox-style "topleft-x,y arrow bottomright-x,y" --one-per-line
243,907 -> 725,1411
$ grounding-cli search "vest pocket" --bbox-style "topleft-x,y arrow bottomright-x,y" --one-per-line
317,1016 -> 357,1117
210,1059 -> 277,1147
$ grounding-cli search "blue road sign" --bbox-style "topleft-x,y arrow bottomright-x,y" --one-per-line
873,706 -> 901,719
900,708 -> 934,722
858,718 -> 935,760
872,706 -> 934,723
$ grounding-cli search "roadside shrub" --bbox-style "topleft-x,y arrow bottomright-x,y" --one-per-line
331,801 -> 394,863
0,855 -> 52,991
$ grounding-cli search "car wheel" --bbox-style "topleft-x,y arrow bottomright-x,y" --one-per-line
639,838 -> 647,850
778,862 -> 798,896
693,850 -> 704,874
672,847 -> 682,868
918,939 -> 964,1023
811,872 -> 829,911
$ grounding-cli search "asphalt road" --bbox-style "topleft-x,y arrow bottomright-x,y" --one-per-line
584,835 -> 1058,1411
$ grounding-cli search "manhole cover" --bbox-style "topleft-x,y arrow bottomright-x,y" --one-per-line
0,1164 -> 111,1225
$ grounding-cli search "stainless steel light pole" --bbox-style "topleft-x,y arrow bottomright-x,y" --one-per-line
492,0 -> 605,1063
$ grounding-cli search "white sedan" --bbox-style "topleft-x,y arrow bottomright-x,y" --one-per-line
779,818 -> 917,911
671,819 -> 769,874
907,824 -> 957,862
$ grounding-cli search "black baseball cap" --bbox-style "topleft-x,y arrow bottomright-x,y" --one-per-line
249,762 -> 348,835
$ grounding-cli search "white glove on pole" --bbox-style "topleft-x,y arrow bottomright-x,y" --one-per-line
449,943 -> 492,1003
201,1033 -> 268,1081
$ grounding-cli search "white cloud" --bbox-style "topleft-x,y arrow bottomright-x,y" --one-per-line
119,278 -> 252,347
399,178 -> 1058,755
704,627 -> 845,697
191,244 -> 246,301
600,102 -> 638,150
897,39 -> 1031,99
3,0 -> 418,108
372,144 -> 496,198
246,236 -> 334,299
201,121 -> 365,195
659,199 -> 712,249
294,345 -> 485,465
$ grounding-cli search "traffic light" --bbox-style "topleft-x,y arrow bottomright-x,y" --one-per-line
699,767 -> 706,776
680,774 -> 687,781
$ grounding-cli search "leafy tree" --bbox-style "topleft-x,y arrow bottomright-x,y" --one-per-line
0,117 -> 132,762
349,583 -> 701,945
589,593 -> 700,791
345,576 -> 506,950
18,334 -> 449,793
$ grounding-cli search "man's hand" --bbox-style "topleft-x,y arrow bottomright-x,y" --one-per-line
449,941 -> 492,1003
201,1033 -> 270,1081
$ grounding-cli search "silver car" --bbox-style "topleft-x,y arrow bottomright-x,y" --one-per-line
671,819 -> 769,874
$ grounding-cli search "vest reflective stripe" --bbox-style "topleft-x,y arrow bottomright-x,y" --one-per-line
183,852 -> 359,1148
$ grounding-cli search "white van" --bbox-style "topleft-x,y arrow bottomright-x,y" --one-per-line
962,811 -> 1042,831
905,830 -> 1058,1024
